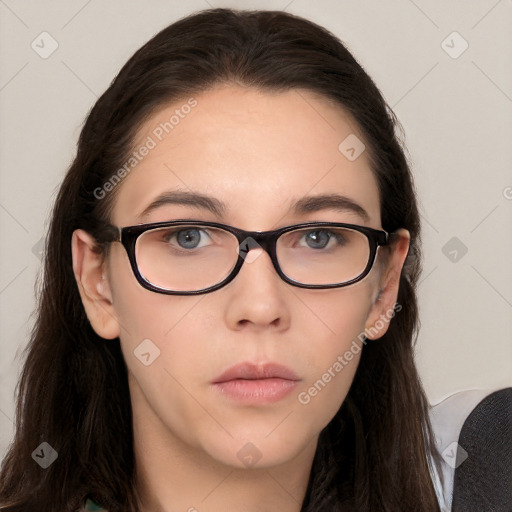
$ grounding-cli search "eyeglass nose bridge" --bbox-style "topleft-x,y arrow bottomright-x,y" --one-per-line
235,228 -> 284,272
232,229 -> 291,290
237,229 -> 276,256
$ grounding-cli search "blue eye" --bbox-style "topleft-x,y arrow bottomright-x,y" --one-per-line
176,228 -> 202,249
162,228 -> 212,250
304,230 -> 330,249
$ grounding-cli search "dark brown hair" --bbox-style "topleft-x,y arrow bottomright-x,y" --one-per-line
0,7 -> 443,511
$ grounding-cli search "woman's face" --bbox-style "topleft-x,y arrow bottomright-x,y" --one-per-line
74,84 -> 408,471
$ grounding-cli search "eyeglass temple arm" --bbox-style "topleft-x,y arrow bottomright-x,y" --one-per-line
92,223 -> 122,244
386,230 -> 410,246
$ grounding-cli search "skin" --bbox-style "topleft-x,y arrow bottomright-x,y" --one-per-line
71,84 -> 410,512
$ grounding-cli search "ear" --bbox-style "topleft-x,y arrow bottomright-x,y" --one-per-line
364,228 -> 410,340
71,229 -> 120,340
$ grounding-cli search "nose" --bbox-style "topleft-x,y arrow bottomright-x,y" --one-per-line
223,243 -> 291,331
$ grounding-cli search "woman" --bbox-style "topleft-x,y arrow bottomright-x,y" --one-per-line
0,7 -> 444,511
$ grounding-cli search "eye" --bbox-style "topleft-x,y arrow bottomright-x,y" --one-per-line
162,227 -> 212,250
303,230 -> 330,249
299,229 -> 345,250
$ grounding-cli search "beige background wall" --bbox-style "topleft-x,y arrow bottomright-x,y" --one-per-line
1,0 -> 511,457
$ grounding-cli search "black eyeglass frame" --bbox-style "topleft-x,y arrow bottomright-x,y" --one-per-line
97,219 -> 390,295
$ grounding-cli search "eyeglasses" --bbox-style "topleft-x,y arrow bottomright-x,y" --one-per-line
96,220 -> 390,295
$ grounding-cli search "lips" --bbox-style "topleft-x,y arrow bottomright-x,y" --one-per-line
212,362 -> 300,383
212,362 -> 300,404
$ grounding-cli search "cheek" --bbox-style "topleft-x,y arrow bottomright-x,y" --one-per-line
108,274 -> 215,447
106,248 -> 211,382
294,284 -> 374,419
300,280 -> 375,352
110,289 -> 210,374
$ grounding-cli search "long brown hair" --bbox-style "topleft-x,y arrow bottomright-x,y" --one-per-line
0,8 -> 443,511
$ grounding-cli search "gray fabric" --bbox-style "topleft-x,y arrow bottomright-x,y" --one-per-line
451,387 -> 512,512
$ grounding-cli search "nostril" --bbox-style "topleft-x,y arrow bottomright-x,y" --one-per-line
271,317 -> 281,327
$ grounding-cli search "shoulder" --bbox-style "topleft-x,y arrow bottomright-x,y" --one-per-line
428,387 -> 507,512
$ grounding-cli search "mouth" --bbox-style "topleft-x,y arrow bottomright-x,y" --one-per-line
211,362 -> 301,404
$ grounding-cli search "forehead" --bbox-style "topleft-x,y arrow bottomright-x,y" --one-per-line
110,84 -> 381,228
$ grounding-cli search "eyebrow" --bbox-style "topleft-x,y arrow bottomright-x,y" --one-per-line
138,190 -> 369,222
292,193 -> 369,221
139,190 -> 226,219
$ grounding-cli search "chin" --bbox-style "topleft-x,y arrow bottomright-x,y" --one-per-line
200,427 -> 316,470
